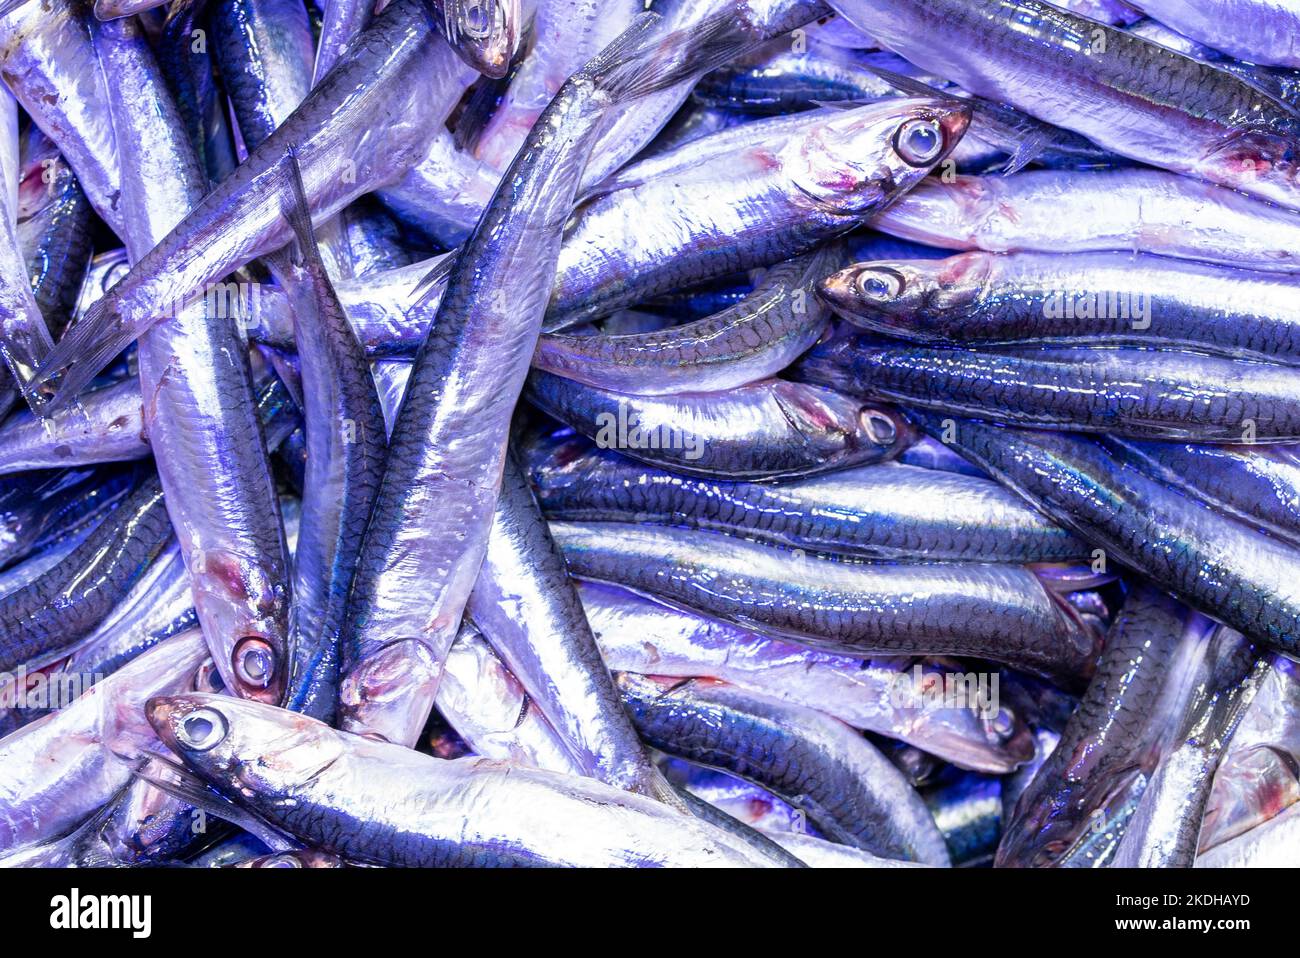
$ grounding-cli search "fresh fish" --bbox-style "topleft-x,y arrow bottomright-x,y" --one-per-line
277,157 -> 386,724
1110,634 -> 1265,867
873,169 -> 1300,273
1110,441 -> 1300,548
997,587 -> 1215,867
534,246 -> 839,395
1195,797 -> 1300,866
467,457 -> 678,802
578,580 -> 1034,773
616,672 -> 952,864
0,630 -> 208,855
1126,0 -> 1300,68
912,413 -> 1300,659
339,12 -> 804,746
545,97 -> 971,329
0,471 -> 173,676
821,251 -> 1300,366
16,127 -> 94,336
800,335 -> 1300,442
0,467 -> 133,573
525,372 -> 910,480
522,430 -> 1088,562
95,13 -> 293,704
829,0 -> 1300,210
147,692 -> 786,867
551,521 -> 1099,685
34,0 -> 477,404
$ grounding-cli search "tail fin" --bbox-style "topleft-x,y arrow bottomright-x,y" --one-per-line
277,148 -> 322,272
576,10 -> 765,105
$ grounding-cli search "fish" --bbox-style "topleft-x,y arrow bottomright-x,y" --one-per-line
820,251 -> 1300,366
829,0 -> 1300,210
338,13 -> 782,746
910,413 -> 1300,659
616,672 -> 952,864
526,372 -> 910,480
551,521 -> 1099,685
146,692 -> 786,867
1125,0 -> 1300,68
799,335 -> 1300,442
521,429 -> 1089,562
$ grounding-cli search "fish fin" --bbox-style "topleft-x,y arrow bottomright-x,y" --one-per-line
578,10 -> 764,105
276,148 -> 322,270
411,249 -> 458,299
126,751 -> 301,853
1000,132 -> 1051,175
28,305 -> 140,413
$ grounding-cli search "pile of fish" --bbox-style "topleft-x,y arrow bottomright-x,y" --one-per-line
0,0 -> 1298,869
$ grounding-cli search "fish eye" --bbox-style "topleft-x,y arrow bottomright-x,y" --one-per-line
462,1 -> 494,38
894,118 -> 945,166
178,707 -> 228,752
860,409 -> 899,445
233,636 -> 276,689
262,854 -> 303,868
990,708 -> 1015,739
856,267 -> 905,301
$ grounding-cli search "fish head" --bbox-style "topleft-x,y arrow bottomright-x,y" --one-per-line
819,254 -> 990,340
189,549 -> 290,706
787,98 -> 972,218
771,380 -> 915,471
147,692 -> 345,800
438,0 -> 523,79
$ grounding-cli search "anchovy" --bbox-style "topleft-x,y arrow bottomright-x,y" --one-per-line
997,587 -> 1215,867
821,251 -> 1300,365
1110,636 -> 1265,867
578,580 -> 1034,773
277,157 -> 387,725
33,0 -> 477,404
616,672 -> 951,864
339,13 -> 757,745
534,246 -> 839,395
1110,440 -> 1300,548
467,457 -> 678,802
545,97 -> 970,329
146,693 -> 786,867
911,413 -> 1300,658
526,371 -> 910,480
551,521 -> 1098,685
16,127 -> 94,336
0,467 -> 133,573
0,630 -> 208,855
829,0 -> 1300,209
0,471 -> 173,676
800,336 -> 1300,442
522,430 -> 1088,562
873,169 -> 1300,273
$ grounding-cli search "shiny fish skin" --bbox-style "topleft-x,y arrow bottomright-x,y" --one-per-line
97,15 -> 294,706
821,251 -> 1300,366
829,0 -> 1300,210
338,14 -> 755,746
1195,799 -> 1300,866
534,246 -> 838,395
1110,440 -> 1300,548
997,587 -> 1212,867
0,377 -> 148,475
148,693 -> 784,867
545,97 -> 971,328
0,471 -> 172,676
579,580 -> 1034,773
552,521 -> 1098,685
1126,0 -> 1300,68
0,467 -> 132,574
523,431 -> 1088,562
526,371 -> 910,480
873,169 -> 1300,273
467,458 -> 676,802
0,630 -> 208,855
33,0 -> 476,404
913,414 -> 1300,659
800,336 -> 1300,442
278,160 -> 387,725
616,673 -> 951,864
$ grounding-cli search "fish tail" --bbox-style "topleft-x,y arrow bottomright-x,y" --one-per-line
577,10 -> 764,105
29,309 -> 133,413
277,149 -> 323,272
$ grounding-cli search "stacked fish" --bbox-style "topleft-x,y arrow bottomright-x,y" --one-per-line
0,0 -> 1296,869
